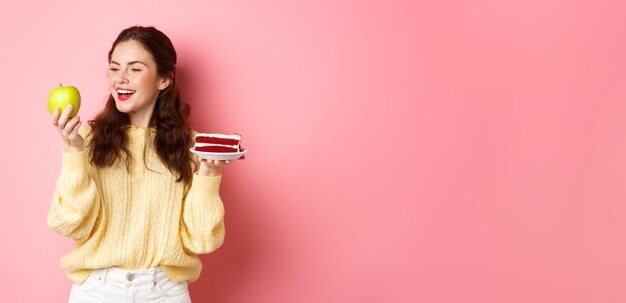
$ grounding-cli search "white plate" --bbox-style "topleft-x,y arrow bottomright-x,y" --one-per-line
190,148 -> 248,160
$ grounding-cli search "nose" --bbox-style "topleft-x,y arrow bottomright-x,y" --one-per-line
116,69 -> 130,84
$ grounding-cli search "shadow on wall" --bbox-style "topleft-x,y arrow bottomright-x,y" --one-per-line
192,180 -> 268,301
175,38 -> 220,130
177,54 -> 275,301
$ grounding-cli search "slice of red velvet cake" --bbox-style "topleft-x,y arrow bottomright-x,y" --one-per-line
194,133 -> 242,153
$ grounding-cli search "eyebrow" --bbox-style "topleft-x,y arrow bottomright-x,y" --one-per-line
110,60 -> 148,67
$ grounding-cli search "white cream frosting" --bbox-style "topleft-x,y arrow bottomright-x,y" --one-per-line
194,133 -> 241,140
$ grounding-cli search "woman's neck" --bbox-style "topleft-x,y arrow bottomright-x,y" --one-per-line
128,109 -> 154,129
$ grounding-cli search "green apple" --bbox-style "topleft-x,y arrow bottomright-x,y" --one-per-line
48,84 -> 81,117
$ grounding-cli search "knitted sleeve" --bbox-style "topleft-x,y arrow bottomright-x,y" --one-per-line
47,126 -> 101,242
179,174 -> 226,254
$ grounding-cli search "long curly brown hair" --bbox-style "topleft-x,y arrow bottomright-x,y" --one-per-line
87,26 -> 195,184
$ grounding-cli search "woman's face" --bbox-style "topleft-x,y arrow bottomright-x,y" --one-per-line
107,40 -> 170,125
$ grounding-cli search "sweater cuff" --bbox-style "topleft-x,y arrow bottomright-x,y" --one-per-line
61,150 -> 87,175
192,174 -> 222,194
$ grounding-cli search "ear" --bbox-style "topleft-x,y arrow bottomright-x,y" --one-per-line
158,74 -> 172,91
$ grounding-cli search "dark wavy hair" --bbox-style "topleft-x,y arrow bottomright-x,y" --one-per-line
87,25 -> 194,184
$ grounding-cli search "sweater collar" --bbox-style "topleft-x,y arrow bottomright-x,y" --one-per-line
127,124 -> 156,135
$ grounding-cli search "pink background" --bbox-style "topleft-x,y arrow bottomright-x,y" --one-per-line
1,0 -> 626,302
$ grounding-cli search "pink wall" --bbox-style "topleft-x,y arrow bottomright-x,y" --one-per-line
1,0 -> 626,302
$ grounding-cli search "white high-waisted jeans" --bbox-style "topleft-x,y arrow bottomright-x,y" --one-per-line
68,267 -> 191,303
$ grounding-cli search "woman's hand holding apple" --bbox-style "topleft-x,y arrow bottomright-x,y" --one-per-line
51,104 -> 84,153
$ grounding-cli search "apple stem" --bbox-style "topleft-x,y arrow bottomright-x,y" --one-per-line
59,83 -> 63,87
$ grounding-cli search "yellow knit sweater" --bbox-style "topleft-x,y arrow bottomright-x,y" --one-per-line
47,125 -> 225,284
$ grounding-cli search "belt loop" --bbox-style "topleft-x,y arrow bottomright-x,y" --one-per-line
102,268 -> 109,285
149,268 -> 156,290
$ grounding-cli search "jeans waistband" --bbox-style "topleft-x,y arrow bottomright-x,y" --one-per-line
90,267 -> 168,289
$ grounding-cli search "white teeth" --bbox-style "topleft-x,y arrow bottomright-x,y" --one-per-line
117,89 -> 136,94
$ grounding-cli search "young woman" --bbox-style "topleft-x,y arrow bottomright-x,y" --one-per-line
48,26 -> 230,303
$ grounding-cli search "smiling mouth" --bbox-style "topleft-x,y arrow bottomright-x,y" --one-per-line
116,89 -> 136,101
117,89 -> 136,95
